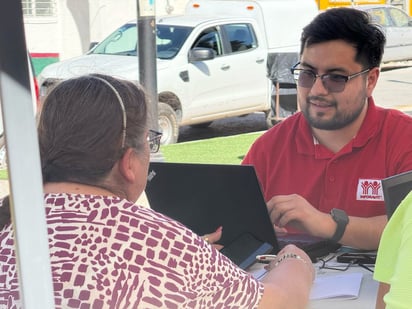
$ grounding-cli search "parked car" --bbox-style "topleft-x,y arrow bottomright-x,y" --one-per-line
356,5 -> 412,63
38,0 -> 318,144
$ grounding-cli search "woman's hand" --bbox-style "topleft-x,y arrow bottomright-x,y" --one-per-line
202,226 -> 223,250
265,244 -> 315,282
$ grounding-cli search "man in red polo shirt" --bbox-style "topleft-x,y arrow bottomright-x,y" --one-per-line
243,8 -> 412,250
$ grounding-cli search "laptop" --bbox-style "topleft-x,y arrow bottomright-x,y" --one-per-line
145,162 -> 340,268
382,170 -> 412,219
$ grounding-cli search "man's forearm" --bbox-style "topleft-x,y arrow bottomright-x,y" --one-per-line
339,215 -> 387,250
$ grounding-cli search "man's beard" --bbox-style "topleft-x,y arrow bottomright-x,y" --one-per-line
301,96 -> 366,130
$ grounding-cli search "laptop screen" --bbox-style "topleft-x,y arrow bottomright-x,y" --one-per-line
145,162 -> 279,250
382,170 -> 412,219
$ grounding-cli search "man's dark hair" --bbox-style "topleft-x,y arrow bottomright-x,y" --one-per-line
300,7 -> 386,68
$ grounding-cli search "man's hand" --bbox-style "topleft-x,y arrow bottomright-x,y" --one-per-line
267,194 -> 335,239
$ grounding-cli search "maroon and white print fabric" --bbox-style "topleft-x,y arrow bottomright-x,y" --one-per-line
0,194 -> 263,308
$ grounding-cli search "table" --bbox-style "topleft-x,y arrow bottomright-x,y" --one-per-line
248,255 -> 378,309
308,261 -> 378,309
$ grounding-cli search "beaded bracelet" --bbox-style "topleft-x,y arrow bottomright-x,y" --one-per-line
274,253 -> 307,267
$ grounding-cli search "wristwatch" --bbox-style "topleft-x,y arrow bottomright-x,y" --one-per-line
330,208 -> 349,243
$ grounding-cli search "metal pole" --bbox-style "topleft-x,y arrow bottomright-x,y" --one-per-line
137,0 -> 158,130
137,0 -> 164,161
0,0 -> 54,307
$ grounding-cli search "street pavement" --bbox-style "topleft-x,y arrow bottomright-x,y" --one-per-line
375,64 -> 412,114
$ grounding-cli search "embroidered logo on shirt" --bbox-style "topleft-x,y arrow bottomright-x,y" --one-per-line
356,179 -> 384,201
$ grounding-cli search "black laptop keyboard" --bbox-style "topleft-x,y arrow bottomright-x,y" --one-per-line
278,238 -> 341,262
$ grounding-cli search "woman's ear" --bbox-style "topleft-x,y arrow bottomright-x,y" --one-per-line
118,148 -> 137,183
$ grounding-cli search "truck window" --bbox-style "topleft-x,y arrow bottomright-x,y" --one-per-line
91,23 -> 137,56
90,23 -> 192,59
388,7 -> 411,28
224,24 -> 256,53
156,25 -> 192,59
368,9 -> 389,27
192,28 -> 223,56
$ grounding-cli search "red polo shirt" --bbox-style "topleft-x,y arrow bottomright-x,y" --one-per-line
243,98 -> 412,218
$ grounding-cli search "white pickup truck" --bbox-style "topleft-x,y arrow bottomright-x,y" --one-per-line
38,0 -> 318,144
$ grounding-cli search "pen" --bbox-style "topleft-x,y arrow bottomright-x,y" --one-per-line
256,254 -> 277,262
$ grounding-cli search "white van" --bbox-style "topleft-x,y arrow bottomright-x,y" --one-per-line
38,0 -> 318,144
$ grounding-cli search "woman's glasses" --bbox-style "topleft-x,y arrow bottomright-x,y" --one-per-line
147,130 -> 162,153
290,62 -> 370,93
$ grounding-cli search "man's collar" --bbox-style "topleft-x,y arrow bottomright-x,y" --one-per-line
296,97 -> 379,156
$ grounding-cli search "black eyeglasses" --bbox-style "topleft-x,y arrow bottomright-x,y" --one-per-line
147,130 -> 162,153
290,62 -> 371,93
317,253 -> 374,273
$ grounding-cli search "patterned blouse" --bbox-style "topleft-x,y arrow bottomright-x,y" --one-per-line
0,193 -> 263,308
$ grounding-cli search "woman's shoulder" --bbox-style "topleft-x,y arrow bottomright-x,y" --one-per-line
45,192 -> 191,231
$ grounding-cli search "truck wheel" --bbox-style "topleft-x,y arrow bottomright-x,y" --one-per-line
158,102 -> 179,145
